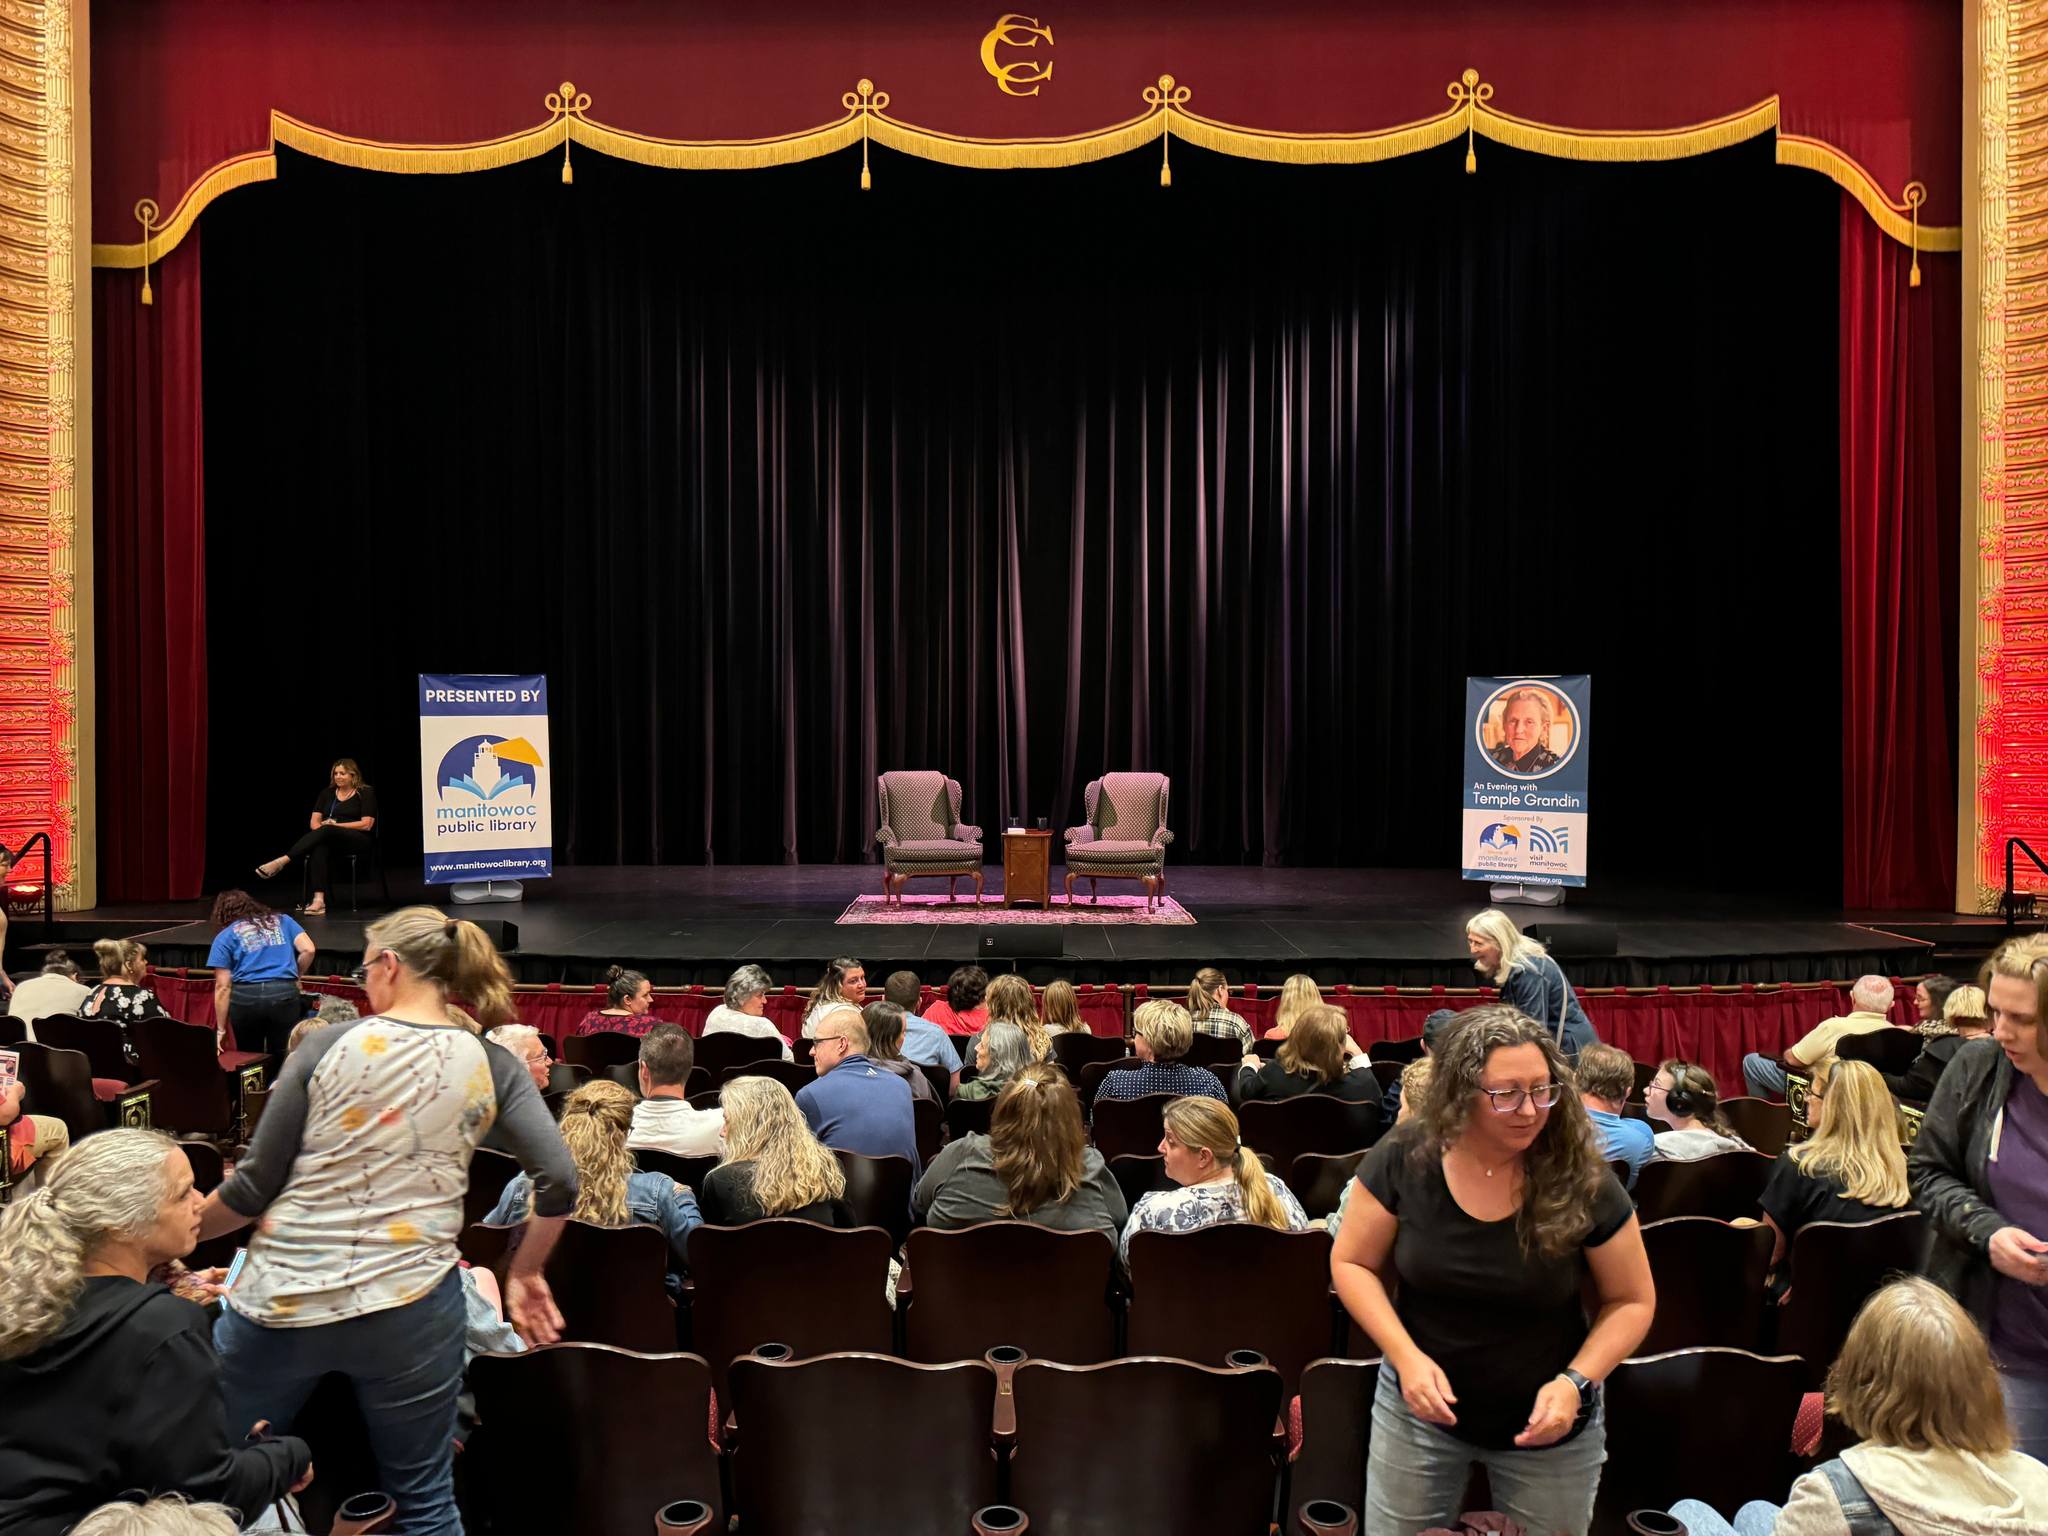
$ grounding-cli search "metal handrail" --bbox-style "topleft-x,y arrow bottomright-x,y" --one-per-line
8,830 -> 53,941
2006,836 -> 2048,927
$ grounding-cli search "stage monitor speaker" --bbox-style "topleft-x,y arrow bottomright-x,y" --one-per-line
1526,921 -> 1616,958
979,926 -> 1065,960
465,918 -> 518,951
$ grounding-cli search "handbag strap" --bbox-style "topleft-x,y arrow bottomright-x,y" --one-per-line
1819,1458 -> 1899,1536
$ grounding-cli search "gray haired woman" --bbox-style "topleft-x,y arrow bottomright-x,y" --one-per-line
956,1020 -> 1033,1102
702,962 -> 792,1061
0,1130 -> 311,1532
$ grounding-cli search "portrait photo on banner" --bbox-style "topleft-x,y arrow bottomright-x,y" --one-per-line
1474,680 -> 1579,780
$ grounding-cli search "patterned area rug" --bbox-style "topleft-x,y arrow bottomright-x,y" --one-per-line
836,893 -> 1196,925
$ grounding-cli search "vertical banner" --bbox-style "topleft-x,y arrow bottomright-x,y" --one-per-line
1462,675 -> 1591,887
418,674 -> 554,884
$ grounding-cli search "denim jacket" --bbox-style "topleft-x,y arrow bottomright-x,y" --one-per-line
486,1170 -> 701,1288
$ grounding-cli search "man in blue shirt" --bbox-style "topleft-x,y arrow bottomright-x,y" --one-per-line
1576,1042 -> 1654,1188
794,1005 -> 919,1174
885,969 -> 962,1094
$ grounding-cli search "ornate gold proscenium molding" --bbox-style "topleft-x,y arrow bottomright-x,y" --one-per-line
1141,74 -> 1190,186
90,68 -> 1961,275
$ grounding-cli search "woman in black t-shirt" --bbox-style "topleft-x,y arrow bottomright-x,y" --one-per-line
253,758 -> 379,916
1759,1056 -> 1911,1281
1332,1005 -> 1653,1536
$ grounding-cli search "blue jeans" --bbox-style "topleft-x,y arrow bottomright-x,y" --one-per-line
2002,1366 -> 2048,1464
1365,1362 -> 1607,1536
216,1266 -> 467,1535
1741,1053 -> 1788,1100
1669,1498 -> 1780,1536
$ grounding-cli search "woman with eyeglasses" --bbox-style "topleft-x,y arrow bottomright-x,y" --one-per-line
191,906 -> 577,1536
1644,1060 -> 1753,1163
1332,1005 -> 1652,1536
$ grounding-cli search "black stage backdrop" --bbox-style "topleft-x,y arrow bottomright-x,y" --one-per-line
203,137 -> 1840,890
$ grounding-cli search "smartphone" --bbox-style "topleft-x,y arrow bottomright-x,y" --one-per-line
224,1247 -> 249,1290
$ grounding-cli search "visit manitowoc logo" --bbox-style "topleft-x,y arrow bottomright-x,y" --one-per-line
436,735 -> 544,803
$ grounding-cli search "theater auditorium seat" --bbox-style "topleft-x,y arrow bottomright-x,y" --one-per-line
1126,1224 -> 1336,1396
901,1222 -> 1119,1364
685,1219 -> 894,1401
1638,1217 -> 1773,1354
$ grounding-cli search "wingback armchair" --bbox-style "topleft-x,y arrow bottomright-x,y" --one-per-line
875,771 -> 984,904
1064,773 -> 1173,909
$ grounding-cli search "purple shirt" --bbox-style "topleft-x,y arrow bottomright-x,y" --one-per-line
1986,1075 -> 2048,1370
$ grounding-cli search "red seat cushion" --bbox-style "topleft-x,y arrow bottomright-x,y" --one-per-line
218,1050 -> 268,1072
90,1077 -> 128,1102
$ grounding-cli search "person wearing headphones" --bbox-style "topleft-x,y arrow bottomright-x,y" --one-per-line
1644,1059 -> 1752,1162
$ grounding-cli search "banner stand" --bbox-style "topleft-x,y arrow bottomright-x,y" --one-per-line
1490,881 -> 1566,907
1461,675 -> 1591,894
450,879 -> 524,905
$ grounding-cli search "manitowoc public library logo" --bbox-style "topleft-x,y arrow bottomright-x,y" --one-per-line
1478,822 -> 1569,855
436,735 -> 544,804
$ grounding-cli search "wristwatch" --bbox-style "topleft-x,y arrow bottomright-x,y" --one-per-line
1561,1368 -> 1599,1407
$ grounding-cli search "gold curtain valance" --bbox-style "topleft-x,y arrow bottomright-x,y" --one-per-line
92,71 -> 1959,272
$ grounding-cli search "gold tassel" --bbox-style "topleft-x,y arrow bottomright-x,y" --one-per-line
1906,180 -> 1924,287
140,270 -> 153,306
1161,159 -> 1171,188
562,141 -> 573,184
134,197 -> 159,308
861,162 -> 871,191
1465,144 -> 1476,175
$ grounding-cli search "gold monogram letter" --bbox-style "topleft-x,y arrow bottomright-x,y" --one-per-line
980,13 -> 1055,97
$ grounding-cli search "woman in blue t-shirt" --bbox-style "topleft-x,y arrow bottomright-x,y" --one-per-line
204,889 -> 314,1059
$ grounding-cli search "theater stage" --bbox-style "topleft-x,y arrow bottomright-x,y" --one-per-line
42,865 -> 2005,991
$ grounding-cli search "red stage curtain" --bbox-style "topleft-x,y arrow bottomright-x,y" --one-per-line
1840,191 -> 1960,908
93,248 -> 208,901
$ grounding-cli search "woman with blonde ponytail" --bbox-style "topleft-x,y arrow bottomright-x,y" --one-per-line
487,1079 -> 700,1287
0,1130 -> 311,1533
194,905 -> 576,1535
1118,1097 -> 1307,1265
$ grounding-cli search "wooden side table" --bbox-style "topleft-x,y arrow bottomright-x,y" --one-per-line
1001,829 -> 1054,910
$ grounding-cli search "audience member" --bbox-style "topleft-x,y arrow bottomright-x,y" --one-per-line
486,1022 -> 553,1093
1332,1005 -> 1651,1536
700,1076 -> 854,1225
80,939 -> 168,1044
1396,1057 -> 1434,1123
1758,1057 -> 1910,1279
955,1020 -> 1034,1102
1912,930 -> 2048,1460
914,1064 -> 1126,1237
923,963 -> 990,1035
1263,973 -> 1326,1042
2,1071 -> 66,1185
884,970 -> 963,1086
0,1130 -> 313,1534
1235,1004 -> 1380,1113
1646,1060 -> 1753,1162
861,1000 -> 939,1103
574,965 -> 659,1037
628,1022 -> 723,1156
1887,984 -> 1990,1102
1912,974 -> 1962,1038
1119,1097 -> 1308,1265
1743,974 -> 1897,1099
1041,978 -> 1086,1036
1464,908 -> 1599,1059
702,963 -> 793,1061
1095,1000 -> 1227,1107
69,1496 -> 241,1536
1670,1277 -> 2048,1536
1186,965 -> 1255,1053
800,957 -> 867,1037
203,891 -> 315,1059
1381,1008 -> 1459,1125
196,906 -> 576,1535
984,973 -> 1049,1061
795,1004 -> 918,1170
10,950 -> 91,1033
313,995 -> 360,1028
489,1080 -> 699,1285
1575,1043 -> 1654,1189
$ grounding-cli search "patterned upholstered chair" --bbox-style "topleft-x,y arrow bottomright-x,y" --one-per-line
1064,772 -> 1173,909
875,771 -> 984,904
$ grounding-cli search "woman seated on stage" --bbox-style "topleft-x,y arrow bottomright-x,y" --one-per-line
984,973 -> 1049,1061
1236,1004 -> 1378,1110
1041,979 -> 1087,1036
922,963 -> 990,1036
702,963 -> 793,1060
1262,973 -> 1326,1042
252,758 -> 379,916
487,1080 -> 699,1289
1119,1097 -> 1308,1265
699,1076 -> 854,1226
205,890 -> 314,1060
574,966 -> 660,1037
1645,1060 -> 1753,1162
914,1064 -> 1125,1238
954,1021 -> 1034,1103
1759,1057 -> 1910,1281
1094,1000 -> 1228,1109
800,956 -> 866,1038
